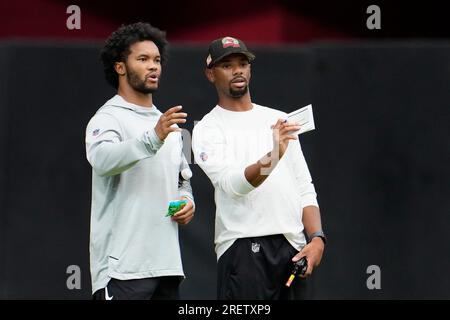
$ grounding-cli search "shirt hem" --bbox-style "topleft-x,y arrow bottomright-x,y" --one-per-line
92,269 -> 185,294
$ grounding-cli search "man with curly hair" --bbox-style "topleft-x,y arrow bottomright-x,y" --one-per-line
85,22 -> 195,300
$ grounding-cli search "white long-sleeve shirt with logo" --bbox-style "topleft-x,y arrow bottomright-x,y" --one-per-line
85,95 -> 193,294
192,104 -> 318,260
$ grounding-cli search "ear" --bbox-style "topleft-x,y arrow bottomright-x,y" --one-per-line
205,68 -> 214,83
114,62 -> 126,76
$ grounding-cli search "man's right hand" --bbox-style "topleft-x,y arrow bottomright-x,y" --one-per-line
271,119 -> 300,159
154,105 -> 187,141
245,119 -> 300,187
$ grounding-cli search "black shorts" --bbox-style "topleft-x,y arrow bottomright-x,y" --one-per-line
92,276 -> 182,300
217,234 -> 312,300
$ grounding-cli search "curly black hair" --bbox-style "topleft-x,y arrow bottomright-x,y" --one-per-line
100,22 -> 168,88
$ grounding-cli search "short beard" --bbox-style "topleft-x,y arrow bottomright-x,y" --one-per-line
126,66 -> 158,94
229,85 -> 248,98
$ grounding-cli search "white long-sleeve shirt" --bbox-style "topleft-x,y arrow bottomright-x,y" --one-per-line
85,95 -> 193,293
192,104 -> 318,259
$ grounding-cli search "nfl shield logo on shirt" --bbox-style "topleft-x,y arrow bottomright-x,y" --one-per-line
251,242 -> 260,253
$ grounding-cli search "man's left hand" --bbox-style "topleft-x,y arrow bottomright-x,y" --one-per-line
171,197 -> 195,225
292,237 -> 324,278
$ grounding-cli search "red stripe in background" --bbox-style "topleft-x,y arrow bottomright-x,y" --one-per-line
0,0 -> 352,43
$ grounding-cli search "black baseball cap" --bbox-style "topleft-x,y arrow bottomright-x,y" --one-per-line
206,36 -> 255,68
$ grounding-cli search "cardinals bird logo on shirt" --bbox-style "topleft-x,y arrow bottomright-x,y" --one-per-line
199,152 -> 208,162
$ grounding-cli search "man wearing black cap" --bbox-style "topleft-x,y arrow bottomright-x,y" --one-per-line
192,36 -> 326,300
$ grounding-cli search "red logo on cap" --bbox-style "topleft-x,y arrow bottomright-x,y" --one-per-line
222,37 -> 240,48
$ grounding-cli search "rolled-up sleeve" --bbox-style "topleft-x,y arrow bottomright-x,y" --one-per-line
192,123 -> 255,198
178,155 -> 195,206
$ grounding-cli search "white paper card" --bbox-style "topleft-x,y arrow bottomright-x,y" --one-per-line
287,104 -> 315,135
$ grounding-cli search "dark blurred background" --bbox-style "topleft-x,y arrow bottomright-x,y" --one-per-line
0,1 -> 449,299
